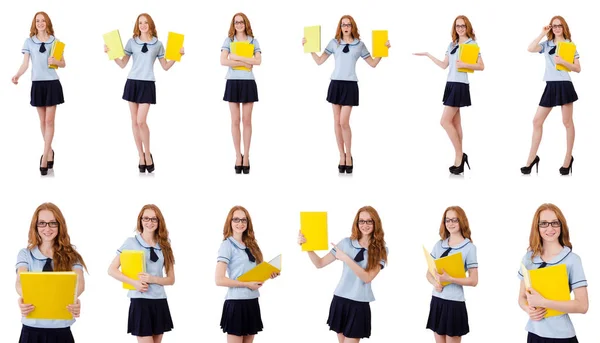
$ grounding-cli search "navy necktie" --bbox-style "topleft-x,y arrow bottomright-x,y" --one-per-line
244,248 -> 256,262
440,247 -> 452,258
342,44 -> 350,53
149,247 -> 158,262
538,262 -> 547,269
42,258 -> 53,271
450,45 -> 459,55
354,248 -> 366,262
548,46 -> 556,55
141,43 -> 148,53
39,43 -> 46,53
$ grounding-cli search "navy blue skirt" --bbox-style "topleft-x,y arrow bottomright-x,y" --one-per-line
327,80 -> 359,106
122,79 -> 157,104
528,333 -> 578,343
327,295 -> 371,339
426,296 -> 469,337
220,298 -> 263,336
539,81 -> 578,107
223,79 -> 259,103
128,298 -> 174,337
442,82 -> 471,107
30,80 -> 64,107
19,325 -> 74,343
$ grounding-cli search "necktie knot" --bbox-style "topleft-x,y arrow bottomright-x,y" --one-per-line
440,247 -> 452,258
342,44 -> 350,53
43,258 -> 53,272
354,248 -> 366,262
539,262 -> 548,269
149,247 -> 159,262
39,42 -> 46,53
244,248 -> 256,263
450,45 -> 459,55
141,43 -> 148,53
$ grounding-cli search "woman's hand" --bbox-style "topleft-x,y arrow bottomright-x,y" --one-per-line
67,299 -> 81,318
18,297 -> 35,316
245,282 -> 263,291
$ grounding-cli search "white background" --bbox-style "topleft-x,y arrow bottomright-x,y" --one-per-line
0,0 -> 597,342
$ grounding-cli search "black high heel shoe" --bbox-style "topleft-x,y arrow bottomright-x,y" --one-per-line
450,153 -> 470,175
345,156 -> 354,174
242,155 -> 250,174
559,156 -> 574,175
39,155 -> 48,176
338,154 -> 346,173
47,150 -> 55,169
146,154 -> 155,173
235,154 -> 243,174
520,156 -> 540,175
138,156 -> 146,173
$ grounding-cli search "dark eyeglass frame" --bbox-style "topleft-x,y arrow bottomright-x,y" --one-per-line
37,221 -> 59,228
358,219 -> 374,226
141,216 -> 159,223
445,218 -> 459,224
539,221 -> 561,228
232,217 -> 248,224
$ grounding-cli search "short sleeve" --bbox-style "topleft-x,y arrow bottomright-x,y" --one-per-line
538,41 -> 546,54
324,39 -> 337,55
569,255 -> 587,290
22,38 -> 30,54
466,244 -> 478,269
574,49 -> 580,59
252,39 -> 261,54
157,41 -> 165,59
217,240 -> 232,264
430,242 -> 439,259
517,253 -> 529,280
16,248 -> 29,271
221,37 -> 231,52
330,238 -> 348,256
124,38 -> 133,56
360,41 -> 370,59
445,42 -> 454,55
117,237 -> 134,254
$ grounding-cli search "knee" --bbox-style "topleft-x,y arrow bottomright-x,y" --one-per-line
562,117 -> 574,128
532,117 -> 544,129
242,116 -> 252,127
440,118 -> 451,129
340,119 -> 351,130
136,119 -> 147,128
231,117 -> 241,127
44,118 -> 55,127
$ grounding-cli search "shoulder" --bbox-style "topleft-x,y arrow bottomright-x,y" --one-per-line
219,238 -> 233,248
521,250 -> 533,262
17,248 -> 30,257
566,251 -> 582,264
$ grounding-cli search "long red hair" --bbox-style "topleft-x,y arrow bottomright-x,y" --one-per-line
439,206 -> 473,242
133,13 -> 157,38
222,206 -> 263,263
228,13 -> 254,40
528,203 -> 572,259
335,15 -> 360,43
350,206 -> 387,271
27,203 -> 87,272
29,12 -> 54,37
451,15 -> 476,43
136,205 -> 175,273
547,16 -> 572,41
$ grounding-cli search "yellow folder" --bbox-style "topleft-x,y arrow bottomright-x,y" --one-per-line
165,32 -> 184,62
120,250 -> 145,290
48,41 -> 65,69
372,30 -> 388,58
556,42 -> 576,72
237,255 -> 281,282
304,25 -> 321,53
300,212 -> 328,251
231,41 -> 254,71
103,30 -> 125,61
457,43 -> 480,73
523,263 -> 570,318
20,271 -> 77,320
423,246 -> 466,286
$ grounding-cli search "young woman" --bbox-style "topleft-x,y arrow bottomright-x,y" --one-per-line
216,205 -> 279,343
302,15 -> 391,174
15,202 -> 87,342
12,12 -> 66,176
108,204 -> 176,342
220,13 -> 261,174
425,206 -> 478,343
104,13 -> 184,173
520,16 -> 580,176
518,203 -> 588,343
297,206 -> 388,342
414,15 -> 484,175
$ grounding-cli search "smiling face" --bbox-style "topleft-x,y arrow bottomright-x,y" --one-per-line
538,209 -> 561,244
138,15 -> 149,34
444,210 -> 461,235
234,15 -> 245,33
357,211 -> 374,236
140,209 -> 158,233
551,18 -> 564,37
35,14 -> 46,33
455,18 -> 466,37
231,210 -> 248,235
37,210 -> 58,243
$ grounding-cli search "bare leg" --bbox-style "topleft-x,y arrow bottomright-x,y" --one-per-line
41,106 -> 57,165
561,103 -> 575,167
446,335 -> 462,343
242,335 -> 255,343
526,106 -> 553,165
136,103 -> 152,164
434,333 -> 446,343
136,336 -> 154,343
241,102 -> 254,166
452,109 -> 463,144
227,334 -> 243,343
340,106 -> 353,166
128,102 -> 144,164
152,334 -> 163,343
440,106 -> 462,166
36,107 -> 49,167
343,337 -> 360,343
336,333 -> 345,343
229,102 -> 242,165
332,104 -> 345,164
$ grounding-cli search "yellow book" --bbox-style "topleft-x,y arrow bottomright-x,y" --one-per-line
523,263 -> 570,318
423,246 -> 439,282
303,25 -> 321,53
372,30 -> 388,58
120,250 -> 145,290
165,32 -> 185,62
300,212 -> 328,251
231,41 -> 254,71
48,41 -> 65,69
556,42 -> 576,72
423,246 -> 466,286
103,30 -> 125,61
20,272 -> 77,320
237,255 -> 281,282
457,43 -> 480,73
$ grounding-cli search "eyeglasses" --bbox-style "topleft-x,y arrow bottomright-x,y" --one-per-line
358,219 -> 374,226
539,221 -> 561,228
552,24 -> 563,29
445,218 -> 459,224
234,21 -> 245,26
141,216 -> 158,223
341,23 -> 352,28
37,221 -> 59,228
455,24 -> 467,30
232,217 -> 248,224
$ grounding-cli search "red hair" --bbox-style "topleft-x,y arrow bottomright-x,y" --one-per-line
136,204 -> 175,273
228,13 -> 254,40
133,13 -> 157,38
222,206 -> 263,263
350,206 -> 387,271
335,15 -> 360,43
29,12 -> 54,37
547,16 -> 572,41
528,203 -> 572,259
451,15 -> 476,43
439,206 -> 473,242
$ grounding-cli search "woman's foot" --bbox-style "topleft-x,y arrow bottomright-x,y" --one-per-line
345,154 -> 353,167
47,149 -> 54,169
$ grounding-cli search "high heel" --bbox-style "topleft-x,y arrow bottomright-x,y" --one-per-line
242,155 -> 250,174
235,154 -> 243,174
138,156 -> 146,173
146,154 -> 155,173
345,156 -> 354,174
39,155 -> 48,176
450,153 -> 469,175
559,156 -> 574,175
520,156 -> 540,175
338,154 -> 346,173
47,150 -> 55,169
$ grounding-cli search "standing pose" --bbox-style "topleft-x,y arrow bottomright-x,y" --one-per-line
425,206 -> 478,343
15,203 -> 87,342
298,206 -> 388,342
521,16 -> 580,176
414,15 -> 484,175
302,15 -> 390,174
104,13 -> 184,173
108,204 -> 176,342
12,12 -> 65,175
518,203 -> 588,343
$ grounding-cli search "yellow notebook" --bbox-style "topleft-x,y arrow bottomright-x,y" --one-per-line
231,41 -> 254,71
237,255 -> 281,282
48,41 -> 65,69
120,250 -> 145,290
20,272 -> 77,320
372,30 -> 388,58
556,42 -> 576,72
423,246 -> 466,286
303,25 -> 321,53
103,30 -> 125,60
165,32 -> 184,61
457,43 -> 479,73
300,212 -> 328,251
522,263 -> 570,318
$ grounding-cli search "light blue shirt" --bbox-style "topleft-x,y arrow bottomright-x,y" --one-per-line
445,38 -> 480,84
221,36 -> 261,80
117,233 -> 167,299
124,37 -> 165,81
22,36 -> 60,81
15,246 -> 83,328
518,247 -> 587,339
430,238 -> 478,302
539,40 -> 579,82
217,237 -> 259,300
324,38 -> 370,81
330,237 -> 387,302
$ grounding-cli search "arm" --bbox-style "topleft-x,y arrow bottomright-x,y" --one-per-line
220,49 -> 252,69
457,56 -> 485,71
519,280 -> 547,320
307,251 -> 336,269
555,56 -> 581,73
140,265 -> 175,286
438,267 -> 478,287
48,56 -> 66,68
74,268 -> 85,296
159,47 -> 185,71
528,286 -> 588,314
107,254 -> 148,291
12,54 -> 30,84
15,266 -> 27,296
413,52 -> 449,69
230,51 -> 261,66
344,257 -> 382,283
528,27 -> 550,53
363,40 -> 391,67
310,51 -> 330,65
215,261 -> 262,290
